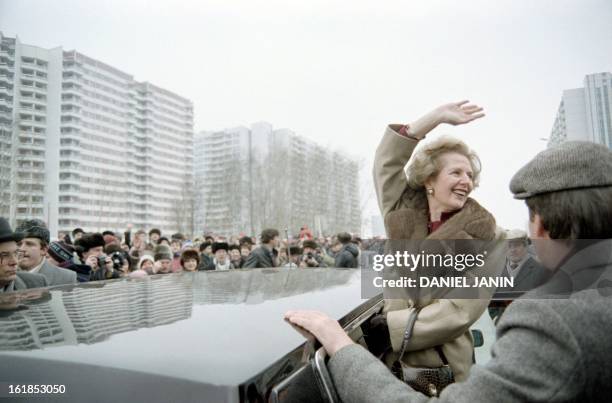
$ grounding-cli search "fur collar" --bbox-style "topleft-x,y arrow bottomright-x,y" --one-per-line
384,193 -> 496,240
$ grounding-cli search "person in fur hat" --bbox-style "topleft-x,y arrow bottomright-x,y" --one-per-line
75,233 -> 114,281
16,219 -> 77,286
212,242 -> 234,271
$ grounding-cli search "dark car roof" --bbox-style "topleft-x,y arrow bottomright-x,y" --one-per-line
0,268 -> 367,397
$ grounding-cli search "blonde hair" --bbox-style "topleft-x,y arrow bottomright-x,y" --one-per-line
405,136 -> 481,190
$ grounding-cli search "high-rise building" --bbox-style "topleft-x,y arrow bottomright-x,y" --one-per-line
194,122 -> 361,237
550,72 -> 612,148
0,33 -> 63,234
0,33 -> 194,237
194,126 -> 251,236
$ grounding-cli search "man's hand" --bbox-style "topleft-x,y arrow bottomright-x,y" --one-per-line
85,255 -> 98,270
435,100 -> 485,126
284,310 -> 354,356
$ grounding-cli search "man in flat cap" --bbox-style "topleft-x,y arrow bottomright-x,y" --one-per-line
16,219 -> 76,286
0,217 -> 48,293
283,141 -> 612,402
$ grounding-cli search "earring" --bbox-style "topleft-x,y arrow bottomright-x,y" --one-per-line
426,188 -> 434,195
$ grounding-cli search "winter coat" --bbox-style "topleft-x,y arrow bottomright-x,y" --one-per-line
197,254 -> 216,271
2,271 -> 48,292
334,243 -> 359,268
373,124 -> 501,381
242,246 -> 275,269
499,256 -> 550,293
38,259 -> 77,286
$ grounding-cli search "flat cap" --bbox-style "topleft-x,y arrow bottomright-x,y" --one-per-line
510,141 -> 612,199
505,229 -> 528,241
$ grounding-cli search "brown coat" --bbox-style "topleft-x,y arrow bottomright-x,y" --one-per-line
373,125 -> 501,382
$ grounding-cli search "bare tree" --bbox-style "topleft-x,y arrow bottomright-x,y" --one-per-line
174,179 -> 195,237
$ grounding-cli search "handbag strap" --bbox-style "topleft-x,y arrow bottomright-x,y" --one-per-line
398,308 -> 450,366
434,345 -> 449,365
397,308 -> 421,358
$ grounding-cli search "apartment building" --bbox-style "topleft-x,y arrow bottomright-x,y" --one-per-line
550,72 -> 612,149
194,122 -> 361,237
0,32 -> 193,237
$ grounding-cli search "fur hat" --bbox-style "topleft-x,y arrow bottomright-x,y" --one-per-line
302,240 -> 318,250
104,243 -> 124,255
171,233 -> 185,241
288,245 -> 303,256
239,236 -> 253,246
153,244 -> 173,261
75,233 -> 105,252
212,242 -> 229,254
102,231 -> 118,245
15,219 -> 50,244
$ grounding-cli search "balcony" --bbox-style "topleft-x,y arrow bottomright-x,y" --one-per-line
0,63 -> 14,73
19,139 -> 46,149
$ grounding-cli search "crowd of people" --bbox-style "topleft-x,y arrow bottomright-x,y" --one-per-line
0,217 -> 363,292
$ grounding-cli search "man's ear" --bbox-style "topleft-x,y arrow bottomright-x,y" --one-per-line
531,214 -> 550,239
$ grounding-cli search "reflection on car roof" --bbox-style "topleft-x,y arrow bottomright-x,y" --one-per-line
0,268 -> 363,386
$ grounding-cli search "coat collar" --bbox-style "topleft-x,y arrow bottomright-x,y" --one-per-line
385,193 -> 496,241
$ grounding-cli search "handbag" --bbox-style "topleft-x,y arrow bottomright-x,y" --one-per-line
390,308 -> 455,397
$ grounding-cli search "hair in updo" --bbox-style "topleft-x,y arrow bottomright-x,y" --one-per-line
405,136 -> 482,190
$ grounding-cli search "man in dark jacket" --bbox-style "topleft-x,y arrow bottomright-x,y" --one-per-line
334,232 -> 359,268
285,140 -> 612,402
197,241 -> 216,271
228,245 -> 244,269
243,229 -> 279,268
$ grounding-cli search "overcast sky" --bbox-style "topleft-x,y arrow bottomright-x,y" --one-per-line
1,0 -> 611,233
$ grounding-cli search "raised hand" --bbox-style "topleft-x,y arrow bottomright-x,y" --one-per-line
436,100 -> 485,126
